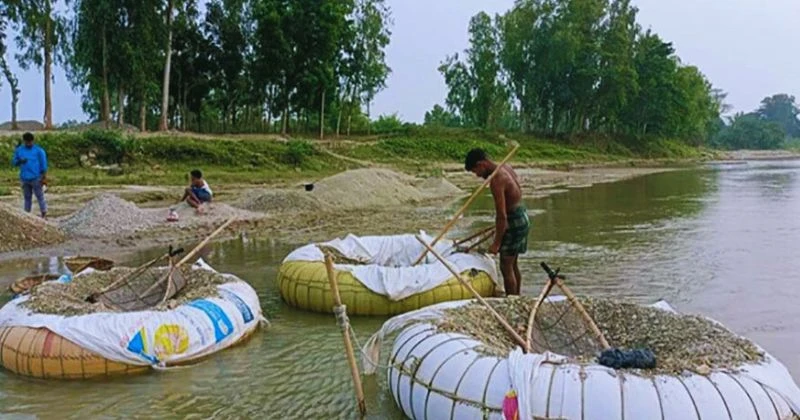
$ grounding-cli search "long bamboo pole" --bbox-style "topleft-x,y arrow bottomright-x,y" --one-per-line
414,235 -> 530,352
412,144 -> 520,266
453,225 -> 495,247
324,253 -> 367,416
140,217 -> 236,298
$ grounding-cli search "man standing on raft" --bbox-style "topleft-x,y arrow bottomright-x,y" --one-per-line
464,148 -> 530,296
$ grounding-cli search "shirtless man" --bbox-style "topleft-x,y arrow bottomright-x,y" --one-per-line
465,148 -> 530,295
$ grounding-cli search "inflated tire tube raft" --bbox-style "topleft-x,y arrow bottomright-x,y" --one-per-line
0,260 -> 264,380
365,298 -> 800,420
278,233 -> 499,316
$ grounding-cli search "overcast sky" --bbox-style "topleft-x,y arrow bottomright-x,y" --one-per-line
1,0 -> 797,125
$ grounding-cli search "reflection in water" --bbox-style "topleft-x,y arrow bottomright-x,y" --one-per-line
4,161 -> 800,417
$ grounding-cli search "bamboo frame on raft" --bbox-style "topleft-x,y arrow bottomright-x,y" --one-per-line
524,275 -> 610,352
323,251 -> 367,416
412,144 -> 520,266
414,235 -> 530,352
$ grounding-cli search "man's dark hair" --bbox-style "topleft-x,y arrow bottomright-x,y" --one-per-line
22,132 -> 34,142
464,148 -> 487,171
190,169 -> 203,179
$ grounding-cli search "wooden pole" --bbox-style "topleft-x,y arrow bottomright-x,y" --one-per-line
176,217 -> 236,267
555,281 -> 610,349
140,217 -> 236,298
462,230 -> 495,253
453,225 -> 495,247
524,279 -> 557,353
412,144 -> 520,266
324,253 -> 367,416
414,235 -> 530,352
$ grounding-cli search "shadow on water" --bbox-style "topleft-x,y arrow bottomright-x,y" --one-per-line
4,161 -> 800,416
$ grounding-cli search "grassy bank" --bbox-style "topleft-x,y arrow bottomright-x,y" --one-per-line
0,128 -> 717,187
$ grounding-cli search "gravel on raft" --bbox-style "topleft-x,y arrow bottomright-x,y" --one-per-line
21,266 -> 234,316
436,296 -> 765,375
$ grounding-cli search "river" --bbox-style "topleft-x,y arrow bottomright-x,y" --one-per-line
1,159 -> 799,418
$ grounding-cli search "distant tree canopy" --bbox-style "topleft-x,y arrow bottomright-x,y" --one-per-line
712,94 -> 800,150
2,0 -> 392,134
426,0 -> 726,146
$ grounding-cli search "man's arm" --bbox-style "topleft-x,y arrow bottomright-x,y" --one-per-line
490,176 -> 507,253
12,148 -> 21,167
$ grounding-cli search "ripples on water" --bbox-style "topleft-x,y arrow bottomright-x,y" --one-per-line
2,160 -> 800,417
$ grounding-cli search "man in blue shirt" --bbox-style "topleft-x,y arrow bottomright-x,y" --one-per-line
12,132 -> 48,218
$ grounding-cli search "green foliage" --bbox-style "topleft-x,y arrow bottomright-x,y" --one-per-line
757,94 -> 800,138
442,0 -> 723,146
370,113 -> 405,134
282,140 -> 315,166
712,113 -> 786,150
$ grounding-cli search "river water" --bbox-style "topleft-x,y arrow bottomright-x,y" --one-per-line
1,160 -> 800,418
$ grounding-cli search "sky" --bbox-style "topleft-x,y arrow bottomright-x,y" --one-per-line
0,0 -> 798,125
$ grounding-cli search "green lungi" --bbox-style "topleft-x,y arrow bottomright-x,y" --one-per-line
500,205 -> 530,256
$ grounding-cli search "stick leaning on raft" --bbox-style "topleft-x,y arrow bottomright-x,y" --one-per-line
323,250 -> 367,417
414,235 -> 530,352
412,144 -> 520,266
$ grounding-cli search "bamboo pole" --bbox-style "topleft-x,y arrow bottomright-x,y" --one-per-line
453,225 -> 495,247
176,217 -> 236,267
140,217 -> 236,298
524,279 -> 557,353
412,144 -> 520,266
414,235 -> 530,352
462,230 -> 495,253
324,252 -> 367,416
556,281 -> 610,350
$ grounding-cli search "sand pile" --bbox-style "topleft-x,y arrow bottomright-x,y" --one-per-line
0,203 -> 65,252
238,189 -> 322,214
59,193 -> 156,238
310,169 -> 426,210
416,176 -> 463,198
438,296 -> 764,375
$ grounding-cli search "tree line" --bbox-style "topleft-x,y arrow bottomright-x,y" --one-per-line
425,0 -> 728,146
0,0 -> 392,136
711,94 -> 800,150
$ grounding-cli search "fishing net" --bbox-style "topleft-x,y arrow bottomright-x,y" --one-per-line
436,296 -> 765,375
85,264 -> 187,312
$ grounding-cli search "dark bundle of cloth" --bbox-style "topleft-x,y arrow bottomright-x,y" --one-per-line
597,348 -> 657,369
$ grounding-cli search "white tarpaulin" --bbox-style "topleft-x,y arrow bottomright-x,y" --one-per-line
0,259 -> 264,368
283,232 -> 500,301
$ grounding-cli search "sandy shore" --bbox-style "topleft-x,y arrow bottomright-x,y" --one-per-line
0,164 -> 690,271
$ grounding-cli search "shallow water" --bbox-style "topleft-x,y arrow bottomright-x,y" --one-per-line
2,160 -> 800,418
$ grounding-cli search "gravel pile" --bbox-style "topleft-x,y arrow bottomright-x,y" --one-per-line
0,203 -> 65,252
437,296 -> 765,375
416,176 -> 463,198
59,193 -> 156,238
238,189 -> 323,214
22,266 -> 233,316
311,168 -> 426,210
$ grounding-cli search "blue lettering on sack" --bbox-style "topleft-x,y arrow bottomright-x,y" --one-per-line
188,299 -> 234,343
219,289 -> 254,324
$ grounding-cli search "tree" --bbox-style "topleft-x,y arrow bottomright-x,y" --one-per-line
0,1 -> 21,129
68,0 -> 120,126
424,104 -> 460,127
712,113 -> 785,150
11,0 -> 69,129
757,94 -> 800,138
158,0 -> 176,131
